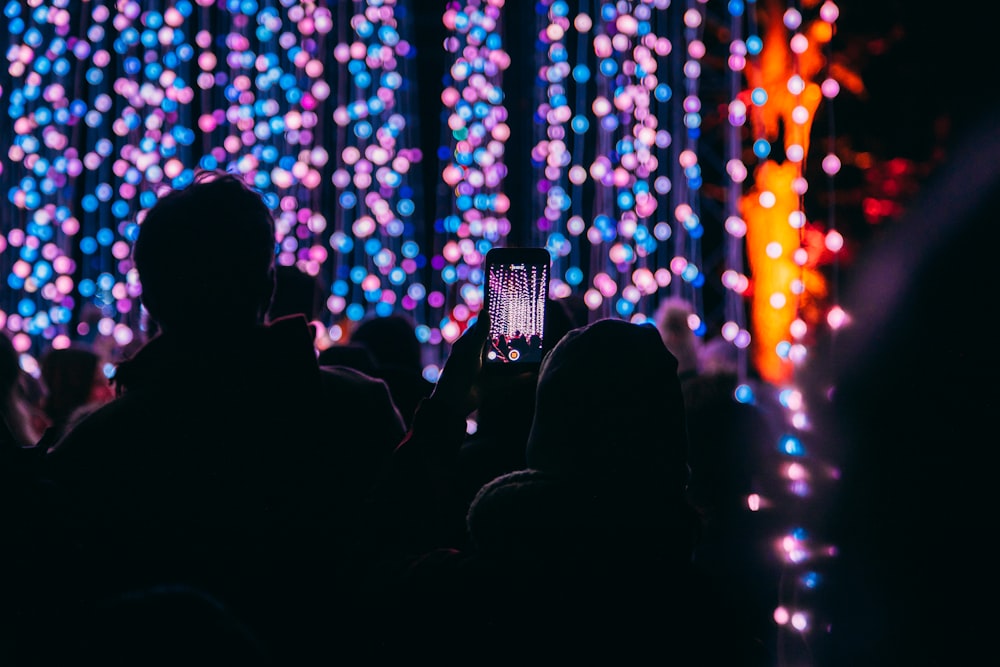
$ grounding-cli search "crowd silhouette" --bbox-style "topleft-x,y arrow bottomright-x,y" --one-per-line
1,169 -> 785,666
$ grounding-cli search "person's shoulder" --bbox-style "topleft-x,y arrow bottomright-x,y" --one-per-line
42,397 -> 121,473
318,364 -> 406,425
318,363 -> 382,388
43,392 -> 148,461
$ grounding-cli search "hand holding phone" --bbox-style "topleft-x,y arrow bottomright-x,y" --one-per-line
482,247 -> 551,373
430,312 -> 490,415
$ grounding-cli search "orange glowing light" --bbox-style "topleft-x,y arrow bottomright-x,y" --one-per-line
739,0 -> 833,384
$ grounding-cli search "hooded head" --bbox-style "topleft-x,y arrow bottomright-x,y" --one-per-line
524,318 -> 690,494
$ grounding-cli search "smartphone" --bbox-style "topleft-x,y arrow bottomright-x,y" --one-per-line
481,247 -> 551,372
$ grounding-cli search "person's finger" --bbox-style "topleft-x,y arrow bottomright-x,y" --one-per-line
449,311 -> 489,361
472,308 -> 490,336
432,322 -> 485,409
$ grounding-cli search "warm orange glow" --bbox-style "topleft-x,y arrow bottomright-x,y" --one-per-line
739,0 -> 831,384
827,62 -> 865,96
740,162 -> 822,383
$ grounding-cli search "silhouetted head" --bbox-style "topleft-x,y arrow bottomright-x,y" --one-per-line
132,170 -> 276,333
350,313 -> 423,371
40,346 -> 108,427
525,318 -> 690,492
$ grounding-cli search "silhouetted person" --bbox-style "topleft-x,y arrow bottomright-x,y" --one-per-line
1,331 -> 47,450
349,313 -> 434,427
41,170 -> 406,663
680,335 -> 779,659
653,295 -> 702,381
364,316 -> 767,665
36,345 -> 115,449
1,335 -> 69,666
455,369 -> 536,509
457,294 -> 580,509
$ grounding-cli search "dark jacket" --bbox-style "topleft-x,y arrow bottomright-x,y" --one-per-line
40,315 -> 405,661
364,319 -> 767,665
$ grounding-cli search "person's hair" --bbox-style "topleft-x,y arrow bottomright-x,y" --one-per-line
350,313 -> 423,371
1,331 -> 41,447
40,346 -> 101,427
132,170 -> 276,332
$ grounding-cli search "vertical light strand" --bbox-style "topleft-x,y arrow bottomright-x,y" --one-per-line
586,1 -> 621,320
674,0 -> 707,326
10,4 -> 186,356
328,0 -> 425,348
561,1 -> 594,307
433,0 -> 509,364
534,1 -> 676,323
783,1 -> 817,376
650,1 -> 678,318
125,0 -> 196,328
741,0 -> 794,386
0,1 -> 353,362
739,1 -> 840,663
818,0 -> 844,339
242,3 -> 333,322
722,0 -> 754,389
776,4 -> 814,661
814,5 -> 844,663
604,1 -> 665,323
2,3 -> 91,357
739,0 -> 823,386
531,0 -> 573,298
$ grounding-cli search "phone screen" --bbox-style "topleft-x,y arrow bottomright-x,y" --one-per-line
482,247 -> 550,369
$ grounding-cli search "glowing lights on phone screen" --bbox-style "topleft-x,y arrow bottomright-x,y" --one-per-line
486,260 -> 548,364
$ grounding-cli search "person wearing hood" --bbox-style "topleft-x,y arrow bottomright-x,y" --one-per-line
364,315 -> 768,665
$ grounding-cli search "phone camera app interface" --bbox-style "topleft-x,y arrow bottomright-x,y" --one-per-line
486,260 -> 548,364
